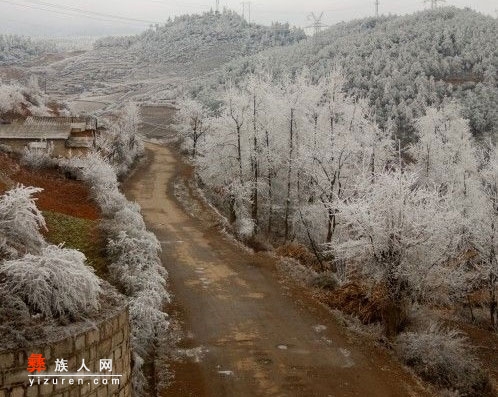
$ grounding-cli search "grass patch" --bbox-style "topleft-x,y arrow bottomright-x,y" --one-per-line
43,210 -> 108,278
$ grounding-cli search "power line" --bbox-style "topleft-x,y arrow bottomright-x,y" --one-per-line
0,0 -> 160,25
0,0 -> 126,23
26,0 -> 161,24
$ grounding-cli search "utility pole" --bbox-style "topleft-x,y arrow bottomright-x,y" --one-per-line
215,0 -> 219,13
374,0 -> 380,17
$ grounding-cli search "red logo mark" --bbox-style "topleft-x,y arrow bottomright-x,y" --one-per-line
27,354 -> 46,373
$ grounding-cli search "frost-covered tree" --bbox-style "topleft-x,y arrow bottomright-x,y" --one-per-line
409,103 -> 480,255
407,103 -> 498,325
334,170 -> 458,335
0,80 -> 52,118
409,102 -> 478,193
197,81 -> 252,231
98,102 -> 144,176
0,185 -> 46,258
469,143 -> 498,328
175,98 -> 210,159
297,70 -> 394,245
0,34 -> 55,65
195,68 -> 395,247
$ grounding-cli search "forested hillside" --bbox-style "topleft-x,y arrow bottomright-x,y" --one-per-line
0,34 -> 55,66
96,10 -> 305,66
48,10 -> 305,98
204,7 -> 497,140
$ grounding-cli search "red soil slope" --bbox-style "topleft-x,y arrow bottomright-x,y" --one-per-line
0,152 -> 99,220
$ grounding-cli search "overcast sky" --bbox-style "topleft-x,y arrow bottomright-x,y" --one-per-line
0,0 -> 496,37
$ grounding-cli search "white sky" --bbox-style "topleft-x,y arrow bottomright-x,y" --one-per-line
0,0 -> 496,37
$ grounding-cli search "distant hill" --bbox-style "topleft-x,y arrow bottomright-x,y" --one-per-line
96,10 -> 305,68
0,35 -> 56,66
47,10 -> 306,99
205,7 -> 497,139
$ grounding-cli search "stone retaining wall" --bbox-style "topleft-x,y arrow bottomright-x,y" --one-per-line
0,307 -> 131,397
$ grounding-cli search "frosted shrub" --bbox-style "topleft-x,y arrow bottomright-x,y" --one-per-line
101,202 -> 145,235
107,230 -> 166,297
0,284 -> 30,321
0,245 -> 102,319
129,291 -> 169,356
20,142 -> 54,169
60,153 -> 119,191
59,151 -> 169,396
396,324 -> 491,396
0,185 -> 46,257
93,189 -> 127,217
59,153 -> 125,215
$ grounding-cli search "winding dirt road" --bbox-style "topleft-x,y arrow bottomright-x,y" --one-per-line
122,108 -> 429,397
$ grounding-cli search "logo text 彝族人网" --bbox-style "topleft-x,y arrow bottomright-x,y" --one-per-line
26,353 -> 121,387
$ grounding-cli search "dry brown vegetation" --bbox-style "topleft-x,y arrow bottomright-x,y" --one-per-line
276,242 -> 324,271
325,282 -> 388,325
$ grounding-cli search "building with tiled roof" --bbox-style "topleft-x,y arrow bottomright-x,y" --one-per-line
0,116 -> 96,157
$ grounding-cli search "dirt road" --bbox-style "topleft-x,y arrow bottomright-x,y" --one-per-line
123,136 -> 430,397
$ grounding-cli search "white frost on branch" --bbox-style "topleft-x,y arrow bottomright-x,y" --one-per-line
59,151 -> 168,396
0,185 -> 46,258
0,245 -> 101,319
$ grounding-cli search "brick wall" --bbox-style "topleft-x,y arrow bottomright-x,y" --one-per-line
0,306 -> 131,397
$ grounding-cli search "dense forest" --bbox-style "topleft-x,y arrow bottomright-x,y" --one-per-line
198,7 -> 497,141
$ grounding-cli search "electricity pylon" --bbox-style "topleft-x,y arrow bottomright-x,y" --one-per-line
425,0 -> 445,9
375,0 -> 380,17
306,12 -> 327,36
